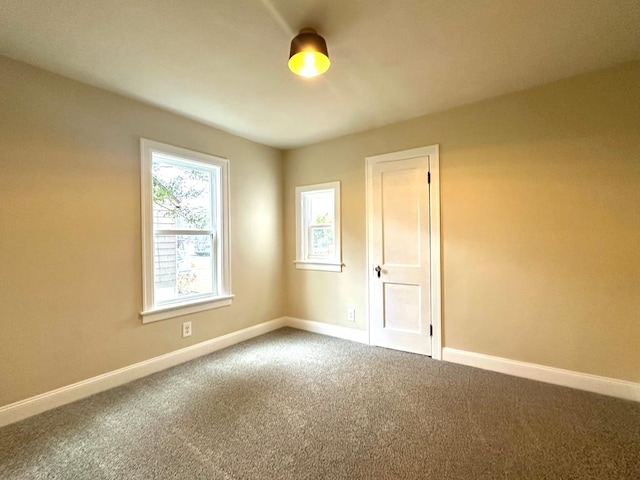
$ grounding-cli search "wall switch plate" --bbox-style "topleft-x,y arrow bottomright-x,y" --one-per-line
182,321 -> 192,338
347,308 -> 355,322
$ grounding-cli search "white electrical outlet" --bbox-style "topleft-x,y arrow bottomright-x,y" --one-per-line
347,308 -> 355,322
182,321 -> 192,338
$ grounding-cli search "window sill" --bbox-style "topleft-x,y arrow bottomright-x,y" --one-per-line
294,260 -> 343,272
140,295 -> 234,324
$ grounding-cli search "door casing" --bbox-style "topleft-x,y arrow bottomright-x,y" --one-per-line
365,145 -> 442,360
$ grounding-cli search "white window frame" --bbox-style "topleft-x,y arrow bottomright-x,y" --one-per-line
140,139 -> 232,323
295,181 -> 342,272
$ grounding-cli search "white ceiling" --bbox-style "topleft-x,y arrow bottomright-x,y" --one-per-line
2,0 -> 639,149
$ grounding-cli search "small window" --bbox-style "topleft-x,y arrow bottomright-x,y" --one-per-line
140,139 -> 232,323
295,182 -> 342,272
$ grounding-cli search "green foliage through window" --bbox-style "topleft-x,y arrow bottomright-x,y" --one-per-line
152,165 -> 209,229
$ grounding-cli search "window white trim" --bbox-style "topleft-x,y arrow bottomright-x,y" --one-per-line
293,261 -> 344,272
140,295 -> 235,324
295,181 -> 342,272
140,138 -> 232,323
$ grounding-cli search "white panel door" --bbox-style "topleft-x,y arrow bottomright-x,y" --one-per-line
370,156 -> 432,355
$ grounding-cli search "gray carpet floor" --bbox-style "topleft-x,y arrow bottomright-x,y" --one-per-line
1,328 -> 639,479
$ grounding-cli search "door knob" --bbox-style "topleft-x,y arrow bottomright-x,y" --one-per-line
374,265 -> 382,278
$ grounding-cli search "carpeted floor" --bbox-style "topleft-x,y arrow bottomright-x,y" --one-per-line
1,328 -> 639,479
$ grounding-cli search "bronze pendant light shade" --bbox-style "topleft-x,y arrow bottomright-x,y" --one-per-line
288,28 -> 330,77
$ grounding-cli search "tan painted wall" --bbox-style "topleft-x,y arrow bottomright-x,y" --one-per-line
1,56 -> 638,409
0,57 -> 284,406
284,61 -> 640,383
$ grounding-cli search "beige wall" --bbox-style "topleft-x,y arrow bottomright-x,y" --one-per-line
284,61 -> 640,383
1,57 -> 638,409
0,57 -> 284,406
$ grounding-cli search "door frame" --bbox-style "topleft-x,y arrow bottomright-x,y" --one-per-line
365,145 -> 442,360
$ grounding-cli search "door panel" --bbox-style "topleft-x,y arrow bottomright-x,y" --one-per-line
383,283 -> 421,333
381,168 -> 421,266
371,156 -> 431,355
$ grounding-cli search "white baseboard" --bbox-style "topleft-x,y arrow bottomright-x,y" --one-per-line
284,317 -> 369,344
0,318 -> 287,428
442,347 -> 640,402
6,320 -> 636,428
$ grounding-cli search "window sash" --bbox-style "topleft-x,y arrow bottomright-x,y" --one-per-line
302,193 -> 336,262
153,230 -> 217,301
154,229 -> 214,236
141,138 -> 232,322
295,182 -> 341,270
151,159 -> 217,232
306,225 -> 335,259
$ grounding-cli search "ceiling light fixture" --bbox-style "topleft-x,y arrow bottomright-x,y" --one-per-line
288,28 -> 330,77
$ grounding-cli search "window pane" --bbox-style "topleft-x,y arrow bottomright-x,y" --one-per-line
152,158 -> 213,230
307,191 -> 334,225
309,226 -> 334,257
153,234 -> 215,303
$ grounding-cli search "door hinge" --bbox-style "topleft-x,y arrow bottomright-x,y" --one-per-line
428,171 -> 431,184
430,325 -> 433,336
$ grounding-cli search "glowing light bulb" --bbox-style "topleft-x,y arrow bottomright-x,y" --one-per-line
299,52 -> 317,77
304,52 -> 316,66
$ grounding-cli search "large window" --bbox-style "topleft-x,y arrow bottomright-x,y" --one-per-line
140,139 -> 231,323
295,182 -> 342,272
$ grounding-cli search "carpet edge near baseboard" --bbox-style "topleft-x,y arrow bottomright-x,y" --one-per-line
442,347 -> 640,402
2,318 -> 638,427
0,317 -> 288,427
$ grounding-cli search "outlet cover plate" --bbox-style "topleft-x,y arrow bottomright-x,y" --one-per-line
182,321 -> 192,338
